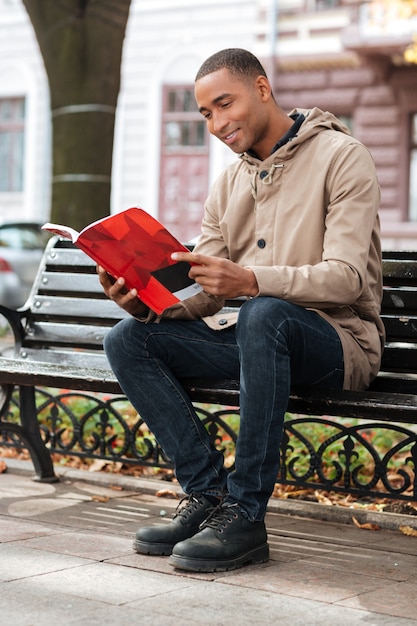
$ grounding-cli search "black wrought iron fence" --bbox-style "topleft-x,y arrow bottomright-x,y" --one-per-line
1,386 -> 416,502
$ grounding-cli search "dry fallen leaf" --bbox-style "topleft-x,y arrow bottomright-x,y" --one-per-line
352,515 -> 380,531
110,485 -> 123,491
155,489 -> 179,499
91,495 -> 109,503
314,490 -> 333,506
399,525 -> 417,537
88,459 -> 108,472
0,460 -> 7,474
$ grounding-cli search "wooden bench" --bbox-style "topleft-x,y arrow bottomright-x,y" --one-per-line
0,237 -> 416,501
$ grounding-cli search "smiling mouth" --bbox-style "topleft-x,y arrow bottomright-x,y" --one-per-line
223,130 -> 238,143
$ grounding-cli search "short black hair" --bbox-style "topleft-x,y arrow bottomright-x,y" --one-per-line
195,48 -> 268,83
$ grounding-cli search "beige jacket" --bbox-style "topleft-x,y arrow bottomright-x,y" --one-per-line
159,108 -> 384,391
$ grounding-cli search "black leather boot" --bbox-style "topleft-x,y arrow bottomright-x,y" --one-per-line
169,502 -> 269,572
133,493 -> 216,556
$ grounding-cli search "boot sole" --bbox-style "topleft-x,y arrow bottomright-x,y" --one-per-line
133,539 -> 174,556
168,543 -> 270,572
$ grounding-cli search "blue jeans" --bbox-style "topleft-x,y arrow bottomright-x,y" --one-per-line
104,297 -> 344,521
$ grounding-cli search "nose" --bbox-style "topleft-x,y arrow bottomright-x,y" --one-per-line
209,111 -> 227,135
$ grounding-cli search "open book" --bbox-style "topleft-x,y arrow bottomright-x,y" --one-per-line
42,207 -> 202,315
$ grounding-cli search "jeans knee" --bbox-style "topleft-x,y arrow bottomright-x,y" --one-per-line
104,323 -> 120,364
236,297 -> 289,339
104,317 -> 137,363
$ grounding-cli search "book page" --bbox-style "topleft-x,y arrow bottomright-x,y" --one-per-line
42,223 -> 80,242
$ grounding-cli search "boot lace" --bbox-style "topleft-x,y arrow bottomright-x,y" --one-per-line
200,503 -> 240,533
174,493 -> 211,521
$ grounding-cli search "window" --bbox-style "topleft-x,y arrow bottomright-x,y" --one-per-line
162,88 -> 206,149
409,113 -> 417,221
0,97 -> 25,192
304,0 -> 340,10
314,0 -> 340,9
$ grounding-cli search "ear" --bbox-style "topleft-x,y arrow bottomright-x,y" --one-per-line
255,76 -> 272,101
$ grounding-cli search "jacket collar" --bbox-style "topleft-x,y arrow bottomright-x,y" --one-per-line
246,112 -> 305,161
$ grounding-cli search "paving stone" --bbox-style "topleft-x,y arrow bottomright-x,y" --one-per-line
131,578 -> 322,623
370,531 -> 417,557
300,544 -> 417,582
0,580 -> 196,626
267,511 -> 391,547
8,497 -> 81,517
0,544 -> 93,582
338,580 -> 417,621
30,561 -> 197,605
285,603 -> 417,625
0,473 -> 56,499
16,529 -> 133,561
0,517 -> 61,542
220,560 -> 384,604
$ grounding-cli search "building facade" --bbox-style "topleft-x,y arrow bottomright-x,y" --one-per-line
0,0 -> 416,246
258,0 -> 417,248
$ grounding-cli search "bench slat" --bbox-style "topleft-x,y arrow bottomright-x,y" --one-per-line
382,287 -> 417,311
382,260 -> 417,283
44,246 -> 96,270
17,348 -> 112,370
38,271 -> 104,295
22,321 -> 111,348
183,377 -> 417,423
381,315 -> 417,340
287,388 -> 417,423
0,357 -> 120,393
381,343 -> 417,371
25,295 -> 127,322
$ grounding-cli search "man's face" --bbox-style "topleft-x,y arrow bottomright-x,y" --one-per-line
195,68 -> 270,158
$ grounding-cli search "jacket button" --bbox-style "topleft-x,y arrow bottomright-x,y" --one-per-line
218,318 -> 228,326
257,239 -> 266,249
260,170 -> 268,179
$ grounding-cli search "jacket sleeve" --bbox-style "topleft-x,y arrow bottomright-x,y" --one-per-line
135,290 -> 224,323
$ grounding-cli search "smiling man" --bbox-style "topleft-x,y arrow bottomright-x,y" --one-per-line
99,48 -> 384,573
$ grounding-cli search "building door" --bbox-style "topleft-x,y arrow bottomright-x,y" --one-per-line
159,85 -> 209,243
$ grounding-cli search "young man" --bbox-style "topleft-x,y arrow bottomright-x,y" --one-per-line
99,48 -> 384,573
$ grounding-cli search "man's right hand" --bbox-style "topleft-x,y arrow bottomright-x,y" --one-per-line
97,265 -> 148,317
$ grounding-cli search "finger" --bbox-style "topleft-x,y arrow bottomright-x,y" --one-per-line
110,277 -> 137,298
171,251 -> 213,266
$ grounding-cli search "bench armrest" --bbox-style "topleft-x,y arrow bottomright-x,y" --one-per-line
0,305 -> 28,353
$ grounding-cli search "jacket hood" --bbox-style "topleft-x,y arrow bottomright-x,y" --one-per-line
241,107 -> 352,166
295,107 -> 352,136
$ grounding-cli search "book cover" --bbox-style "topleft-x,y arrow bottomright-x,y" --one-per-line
42,207 -> 202,315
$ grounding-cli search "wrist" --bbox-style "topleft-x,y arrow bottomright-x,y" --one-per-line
245,268 -> 259,297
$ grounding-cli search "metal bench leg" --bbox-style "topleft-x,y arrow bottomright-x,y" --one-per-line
18,385 -> 58,483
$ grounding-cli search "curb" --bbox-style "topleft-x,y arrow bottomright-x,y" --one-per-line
3,457 -> 417,531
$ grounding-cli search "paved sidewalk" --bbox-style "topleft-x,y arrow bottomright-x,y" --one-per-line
1,459 -> 417,625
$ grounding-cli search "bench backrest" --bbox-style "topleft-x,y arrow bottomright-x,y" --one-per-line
15,238 -> 417,383
17,237 -> 127,370
380,250 -> 417,378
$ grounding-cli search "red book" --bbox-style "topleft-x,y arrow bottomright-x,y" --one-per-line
42,207 -> 202,315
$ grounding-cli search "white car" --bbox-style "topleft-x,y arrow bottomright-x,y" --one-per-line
0,221 -> 51,308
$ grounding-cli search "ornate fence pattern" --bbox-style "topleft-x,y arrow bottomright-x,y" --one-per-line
1,386 -> 416,501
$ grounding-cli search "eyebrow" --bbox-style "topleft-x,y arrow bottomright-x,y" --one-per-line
198,92 -> 232,114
